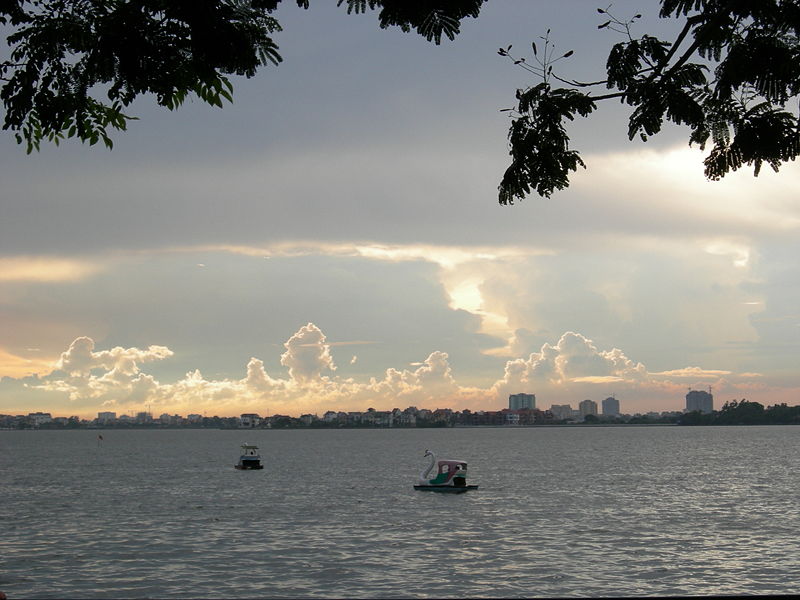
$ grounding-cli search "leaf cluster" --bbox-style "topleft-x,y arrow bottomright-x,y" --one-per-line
1,0 -> 286,151
1,0 -> 486,150
499,0 -> 800,203
499,83 -> 596,203
660,0 -> 800,180
338,0 -> 485,45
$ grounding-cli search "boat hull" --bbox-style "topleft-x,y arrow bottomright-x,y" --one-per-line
413,484 -> 478,493
234,464 -> 264,470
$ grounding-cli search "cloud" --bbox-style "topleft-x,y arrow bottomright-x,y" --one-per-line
280,323 -> 336,382
651,367 -> 733,378
0,347 -> 55,378
704,240 -> 751,268
8,325 -> 467,413
195,242 -> 537,269
367,351 -> 459,401
570,146 -> 800,240
0,256 -> 102,282
493,332 -> 647,392
55,337 -> 173,377
3,324 -> 796,418
179,234 -> 770,376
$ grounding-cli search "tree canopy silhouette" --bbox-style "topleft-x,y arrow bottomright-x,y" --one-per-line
0,0 -> 485,151
2,1 -> 798,204
498,1 -> 800,203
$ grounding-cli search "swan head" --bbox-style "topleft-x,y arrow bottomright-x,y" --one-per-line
423,449 -> 433,457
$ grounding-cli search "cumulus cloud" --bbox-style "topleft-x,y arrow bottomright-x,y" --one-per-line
16,325 -> 466,413
3,323 -> 793,417
367,351 -> 459,402
244,357 -> 283,392
280,323 -> 336,382
55,337 -> 173,377
492,332 -> 648,401
28,337 -> 175,404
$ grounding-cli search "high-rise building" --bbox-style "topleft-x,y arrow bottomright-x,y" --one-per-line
578,399 -> 598,417
509,393 -> 535,410
686,389 -> 713,413
602,396 -> 620,416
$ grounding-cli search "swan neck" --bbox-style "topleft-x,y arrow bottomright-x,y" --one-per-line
420,452 -> 436,481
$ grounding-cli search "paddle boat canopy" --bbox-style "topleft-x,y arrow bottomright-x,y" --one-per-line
234,443 -> 264,470
414,449 -> 478,493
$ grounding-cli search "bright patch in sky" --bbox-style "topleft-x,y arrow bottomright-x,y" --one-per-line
0,257 -> 102,282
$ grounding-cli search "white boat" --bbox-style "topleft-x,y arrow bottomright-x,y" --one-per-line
234,443 -> 264,470
414,449 -> 478,493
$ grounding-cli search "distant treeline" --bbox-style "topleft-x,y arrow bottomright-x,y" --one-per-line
678,400 -> 800,426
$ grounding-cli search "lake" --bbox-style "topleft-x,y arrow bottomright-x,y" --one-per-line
1,426 -> 799,598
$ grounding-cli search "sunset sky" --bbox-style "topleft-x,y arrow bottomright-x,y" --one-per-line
1,1 -> 798,419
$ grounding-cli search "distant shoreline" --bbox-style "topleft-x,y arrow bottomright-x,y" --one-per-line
5,422 -> 799,432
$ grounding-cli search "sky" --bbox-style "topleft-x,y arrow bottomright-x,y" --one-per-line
1,1 -> 799,419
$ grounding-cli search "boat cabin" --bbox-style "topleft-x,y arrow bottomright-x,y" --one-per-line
429,459 -> 468,486
414,449 -> 477,492
235,443 -> 264,470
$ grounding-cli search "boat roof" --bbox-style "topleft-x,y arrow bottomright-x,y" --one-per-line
241,443 -> 259,449
438,459 -> 467,466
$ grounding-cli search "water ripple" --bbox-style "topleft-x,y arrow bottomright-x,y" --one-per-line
2,426 -> 800,598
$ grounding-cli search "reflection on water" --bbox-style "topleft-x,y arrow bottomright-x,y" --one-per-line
1,426 -> 799,598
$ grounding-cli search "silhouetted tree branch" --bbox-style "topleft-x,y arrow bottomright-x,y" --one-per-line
498,1 -> 800,203
0,0 -> 485,151
2,1 -> 798,207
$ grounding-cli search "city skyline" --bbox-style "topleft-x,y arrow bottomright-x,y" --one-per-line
2,1 -> 799,419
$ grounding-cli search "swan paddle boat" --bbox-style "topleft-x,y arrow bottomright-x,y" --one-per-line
414,449 -> 478,493
234,443 -> 264,470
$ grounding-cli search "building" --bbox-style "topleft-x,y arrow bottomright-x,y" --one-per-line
97,411 -> 116,424
509,393 -> 536,410
578,399 -> 598,418
28,412 -> 52,426
397,409 -> 417,426
501,408 -> 542,425
299,414 -> 316,426
239,413 -> 261,428
686,389 -> 713,414
550,404 -> 575,421
135,411 -> 152,424
159,413 -> 181,425
602,396 -> 620,417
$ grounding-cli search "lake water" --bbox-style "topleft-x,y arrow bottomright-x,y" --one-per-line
1,426 -> 799,598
